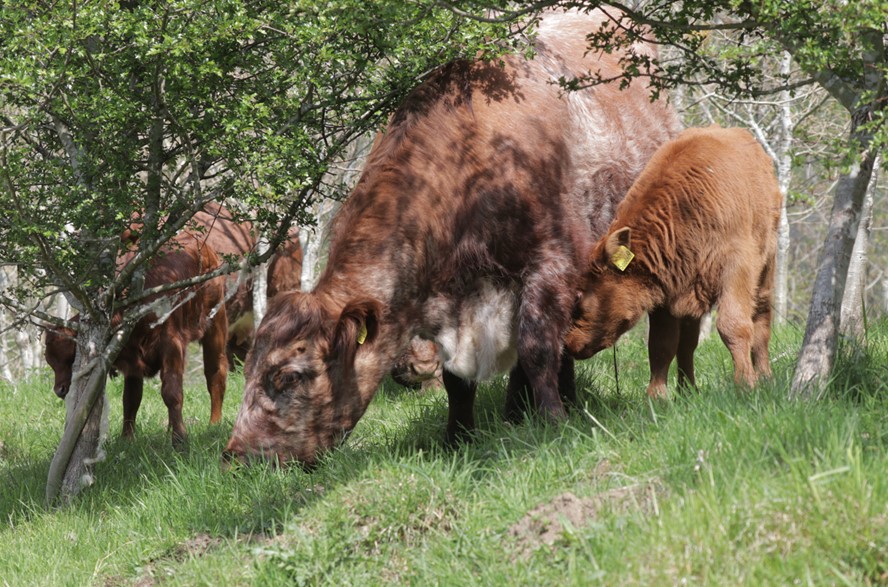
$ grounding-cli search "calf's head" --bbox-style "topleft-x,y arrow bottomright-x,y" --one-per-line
44,326 -> 76,398
225,291 -> 381,467
390,338 -> 442,389
565,227 -> 649,360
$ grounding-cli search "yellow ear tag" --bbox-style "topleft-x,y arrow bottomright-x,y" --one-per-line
356,322 -> 368,345
610,245 -> 635,271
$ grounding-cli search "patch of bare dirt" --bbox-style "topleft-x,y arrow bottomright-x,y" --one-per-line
508,479 -> 665,558
128,533 -> 223,586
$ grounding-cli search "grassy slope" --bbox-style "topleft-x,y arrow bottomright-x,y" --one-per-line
1,323 -> 885,586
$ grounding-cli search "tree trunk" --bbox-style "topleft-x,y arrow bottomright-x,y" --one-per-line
790,112 -> 879,398
840,161 -> 879,339
46,319 -> 110,505
0,267 -> 13,382
253,235 -> 270,330
773,53 -> 793,324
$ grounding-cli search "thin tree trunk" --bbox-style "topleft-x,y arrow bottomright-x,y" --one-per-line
773,53 -> 793,324
790,112 -> 879,398
0,266 -> 14,382
253,235 -> 269,329
840,161 -> 879,339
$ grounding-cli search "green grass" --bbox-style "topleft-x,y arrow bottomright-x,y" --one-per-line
1,323 -> 886,586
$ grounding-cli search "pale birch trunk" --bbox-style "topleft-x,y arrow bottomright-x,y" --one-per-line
840,160 -> 879,339
253,235 -> 270,330
0,266 -> 14,382
772,53 -> 793,324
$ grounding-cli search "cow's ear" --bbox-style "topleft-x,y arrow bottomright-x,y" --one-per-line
605,227 -> 634,272
333,299 -> 382,362
605,227 -> 631,257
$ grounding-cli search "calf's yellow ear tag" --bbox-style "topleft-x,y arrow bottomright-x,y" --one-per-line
610,245 -> 635,271
356,322 -> 368,345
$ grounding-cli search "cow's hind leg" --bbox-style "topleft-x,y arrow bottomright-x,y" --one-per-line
160,339 -> 188,447
751,259 -> 775,379
122,375 -> 144,438
443,369 -> 477,446
676,316 -> 701,392
647,307 -> 680,399
716,276 -> 757,388
201,307 -> 229,424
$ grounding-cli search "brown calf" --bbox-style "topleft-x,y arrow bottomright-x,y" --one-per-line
189,204 -> 303,364
224,9 -> 681,467
565,126 -> 781,398
44,232 -> 228,445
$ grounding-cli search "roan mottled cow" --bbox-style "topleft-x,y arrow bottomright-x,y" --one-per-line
565,126 -> 781,398
224,9 -> 681,466
44,231 -> 228,446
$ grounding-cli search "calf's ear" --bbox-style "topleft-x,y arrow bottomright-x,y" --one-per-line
333,299 -> 382,363
605,227 -> 631,257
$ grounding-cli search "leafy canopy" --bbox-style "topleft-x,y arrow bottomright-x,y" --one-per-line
0,1 -> 510,320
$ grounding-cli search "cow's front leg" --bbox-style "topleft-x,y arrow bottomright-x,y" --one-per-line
505,350 -> 576,423
161,340 -> 188,447
122,375 -> 144,438
442,369 -> 476,446
647,307 -> 680,399
517,277 -> 572,421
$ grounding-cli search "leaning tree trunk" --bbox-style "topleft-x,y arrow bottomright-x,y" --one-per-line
46,319 -> 111,505
790,112 -> 879,399
840,161 -> 879,340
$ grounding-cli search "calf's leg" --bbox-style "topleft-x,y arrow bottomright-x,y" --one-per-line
676,317 -> 701,391
716,284 -> 757,388
122,375 -> 144,438
201,309 -> 229,424
647,307 -> 680,399
751,260 -> 775,379
160,339 -> 188,446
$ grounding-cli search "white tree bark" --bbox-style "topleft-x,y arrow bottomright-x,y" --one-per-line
791,114 -> 879,398
252,235 -> 270,330
0,267 -> 14,383
772,53 -> 793,324
840,160 -> 880,339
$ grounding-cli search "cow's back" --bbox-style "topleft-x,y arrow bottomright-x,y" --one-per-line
321,9 -> 679,380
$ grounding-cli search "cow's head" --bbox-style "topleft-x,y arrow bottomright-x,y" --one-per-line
566,227 -> 648,359
43,326 -> 77,398
224,291 -> 381,467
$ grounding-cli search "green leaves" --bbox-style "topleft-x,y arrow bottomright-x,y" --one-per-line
0,0 -> 507,317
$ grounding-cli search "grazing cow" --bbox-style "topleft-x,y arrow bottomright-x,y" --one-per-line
44,232 -> 228,445
224,9 -> 681,466
565,126 -> 781,398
